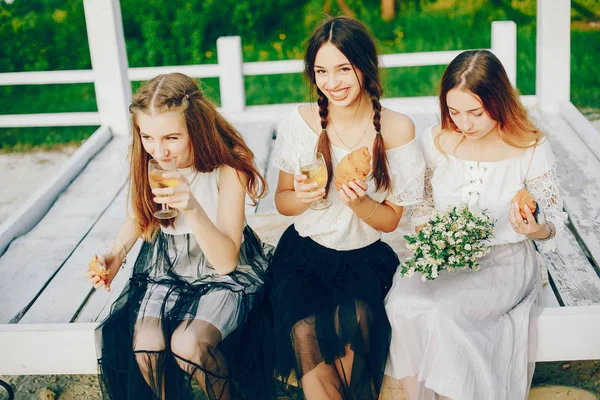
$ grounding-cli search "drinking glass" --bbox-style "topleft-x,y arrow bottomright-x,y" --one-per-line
148,159 -> 179,219
298,152 -> 331,210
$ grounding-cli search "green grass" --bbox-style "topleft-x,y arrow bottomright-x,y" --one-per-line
1,0 -> 598,151
0,125 -> 98,152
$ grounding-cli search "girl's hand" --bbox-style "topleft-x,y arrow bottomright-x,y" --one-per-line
509,202 -> 545,237
84,254 -> 120,292
152,171 -> 198,212
339,180 -> 368,207
294,174 -> 326,204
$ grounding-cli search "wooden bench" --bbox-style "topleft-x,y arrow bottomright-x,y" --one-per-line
1,105 -> 599,398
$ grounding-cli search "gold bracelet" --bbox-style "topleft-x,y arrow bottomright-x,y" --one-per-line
361,202 -> 380,221
114,240 -> 128,266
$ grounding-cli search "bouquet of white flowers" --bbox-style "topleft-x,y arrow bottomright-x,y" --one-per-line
400,204 -> 496,280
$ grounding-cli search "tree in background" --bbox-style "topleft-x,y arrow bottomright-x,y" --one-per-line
381,0 -> 395,21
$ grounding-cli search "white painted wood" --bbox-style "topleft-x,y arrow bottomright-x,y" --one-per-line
1,305 -> 597,375
235,122 -> 275,215
540,283 -> 561,307
236,122 -> 276,174
243,59 -> 305,76
0,323 -> 98,375
19,186 -> 129,324
536,305 -> 600,361
129,64 -> 221,81
217,36 -> 246,112
83,0 -> 132,135
491,21 -> 517,87
0,70 -> 96,86
0,112 -> 101,128
381,50 -> 468,68
0,126 -> 112,256
536,0 -> 571,111
539,229 -> 600,306
256,139 -> 280,215
538,112 -> 600,285
0,136 -> 129,324
560,102 -> 600,162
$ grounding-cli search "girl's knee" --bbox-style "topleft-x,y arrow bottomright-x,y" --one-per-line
133,318 -> 166,352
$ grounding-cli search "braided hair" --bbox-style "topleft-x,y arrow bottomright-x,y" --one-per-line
305,16 -> 391,195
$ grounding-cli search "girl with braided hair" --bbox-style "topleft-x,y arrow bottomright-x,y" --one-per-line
86,72 -> 272,399
263,16 -> 425,400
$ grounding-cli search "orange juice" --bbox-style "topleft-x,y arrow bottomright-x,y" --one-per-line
301,163 -> 328,191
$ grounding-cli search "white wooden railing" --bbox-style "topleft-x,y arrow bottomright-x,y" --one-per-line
0,0 -> 571,135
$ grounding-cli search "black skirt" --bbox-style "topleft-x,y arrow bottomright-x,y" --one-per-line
244,224 -> 399,400
96,226 -> 272,400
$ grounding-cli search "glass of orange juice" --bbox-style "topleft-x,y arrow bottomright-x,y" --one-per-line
299,152 -> 331,210
148,159 -> 179,219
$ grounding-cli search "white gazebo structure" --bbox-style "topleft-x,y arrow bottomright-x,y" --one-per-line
0,0 -> 598,396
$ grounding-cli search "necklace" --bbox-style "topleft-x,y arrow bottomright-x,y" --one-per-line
329,111 -> 373,150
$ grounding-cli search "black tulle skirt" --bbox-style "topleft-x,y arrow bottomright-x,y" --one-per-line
96,226 -> 272,400
241,225 -> 399,400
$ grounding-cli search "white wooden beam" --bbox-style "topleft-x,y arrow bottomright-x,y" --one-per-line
0,112 -> 101,128
0,323 -> 98,375
2,305 -> 598,375
381,50 -> 466,68
491,21 -> 517,87
536,305 -> 600,361
536,0 -> 571,111
560,102 -> 600,162
128,64 -> 221,81
217,36 -> 246,112
0,70 -> 95,86
0,126 -> 112,257
83,0 -> 132,135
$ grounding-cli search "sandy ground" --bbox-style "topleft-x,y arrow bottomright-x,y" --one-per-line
0,146 -> 76,225
1,118 -> 599,399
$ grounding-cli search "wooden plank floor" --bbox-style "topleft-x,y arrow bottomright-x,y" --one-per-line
0,108 -> 598,329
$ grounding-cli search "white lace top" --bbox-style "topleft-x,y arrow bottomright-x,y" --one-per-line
273,107 -> 426,251
408,126 -> 568,252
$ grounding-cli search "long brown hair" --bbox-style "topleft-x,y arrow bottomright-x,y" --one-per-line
129,73 -> 266,239
437,49 -> 543,153
305,16 -> 391,194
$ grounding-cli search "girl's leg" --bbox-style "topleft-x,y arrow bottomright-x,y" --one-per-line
335,300 -> 375,400
400,376 -> 454,400
293,317 -> 344,400
294,300 -> 375,400
171,319 -> 229,400
133,316 -> 167,398
400,376 -> 419,400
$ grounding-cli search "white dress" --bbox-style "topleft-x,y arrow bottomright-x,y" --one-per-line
137,167 -> 267,338
384,126 -> 568,400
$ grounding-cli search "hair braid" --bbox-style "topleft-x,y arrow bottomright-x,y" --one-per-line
316,90 -> 334,196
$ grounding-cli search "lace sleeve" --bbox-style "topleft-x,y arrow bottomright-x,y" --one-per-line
525,165 -> 568,252
384,140 -> 426,206
407,166 -> 435,227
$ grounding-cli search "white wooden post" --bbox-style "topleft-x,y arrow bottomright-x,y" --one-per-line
83,0 -> 132,135
491,21 -> 517,87
217,36 -> 246,112
536,0 -> 571,111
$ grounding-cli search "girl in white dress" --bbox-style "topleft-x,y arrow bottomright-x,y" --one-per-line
85,73 -> 271,400
384,50 -> 567,400
250,16 -> 425,400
